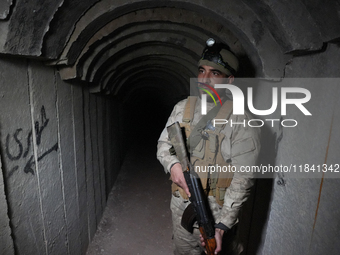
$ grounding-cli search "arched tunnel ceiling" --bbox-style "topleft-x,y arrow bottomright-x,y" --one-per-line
0,0 -> 339,98
56,6 -> 252,96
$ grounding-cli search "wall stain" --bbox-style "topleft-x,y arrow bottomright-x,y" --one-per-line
309,111 -> 334,252
5,106 -> 58,177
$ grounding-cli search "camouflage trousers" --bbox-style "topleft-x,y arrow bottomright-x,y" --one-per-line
170,191 -> 243,255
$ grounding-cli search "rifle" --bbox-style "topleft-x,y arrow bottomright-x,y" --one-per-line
167,121 -> 217,255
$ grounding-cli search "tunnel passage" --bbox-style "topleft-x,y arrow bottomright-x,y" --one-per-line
52,4 -> 262,154
0,1 -> 340,255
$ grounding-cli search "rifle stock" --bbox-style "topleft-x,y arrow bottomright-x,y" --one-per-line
167,122 -> 217,255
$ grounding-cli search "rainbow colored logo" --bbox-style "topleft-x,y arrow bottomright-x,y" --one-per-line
197,82 -> 223,106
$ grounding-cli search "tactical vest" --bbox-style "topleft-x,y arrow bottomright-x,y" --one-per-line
171,96 -> 234,206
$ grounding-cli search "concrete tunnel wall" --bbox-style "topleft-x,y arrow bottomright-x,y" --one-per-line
0,58 -> 121,255
0,0 -> 340,255
247,43 -> 340,254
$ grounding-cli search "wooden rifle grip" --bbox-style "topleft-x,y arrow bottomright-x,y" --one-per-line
199,226 -> 217,255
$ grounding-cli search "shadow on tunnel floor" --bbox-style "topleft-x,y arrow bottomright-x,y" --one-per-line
86,137 -> 173,255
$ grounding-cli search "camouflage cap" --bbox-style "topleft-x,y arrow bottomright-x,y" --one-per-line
198,39 -> 239,76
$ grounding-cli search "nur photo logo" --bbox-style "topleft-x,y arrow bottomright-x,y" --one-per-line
194,78 -> 312,128
197,82 -> 222,115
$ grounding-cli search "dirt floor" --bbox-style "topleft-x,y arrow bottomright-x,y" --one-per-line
86,138 -> 173,255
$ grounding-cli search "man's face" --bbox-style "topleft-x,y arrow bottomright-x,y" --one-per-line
197,65 -> 231,101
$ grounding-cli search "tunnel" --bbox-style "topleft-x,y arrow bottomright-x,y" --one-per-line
0,1 -> 340,255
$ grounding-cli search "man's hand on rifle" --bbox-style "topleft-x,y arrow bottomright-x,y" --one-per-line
200,228 -> 224,254
170,163 -> 191,197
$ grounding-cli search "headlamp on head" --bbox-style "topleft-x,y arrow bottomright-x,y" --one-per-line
199,38 -> 238,76
206,38 -> 216,47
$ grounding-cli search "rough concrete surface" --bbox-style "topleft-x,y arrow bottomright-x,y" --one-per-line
0,157 -> 14,255
86,138 -> 173,255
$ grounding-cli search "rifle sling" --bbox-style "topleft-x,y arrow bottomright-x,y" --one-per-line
187,102 -> 223,153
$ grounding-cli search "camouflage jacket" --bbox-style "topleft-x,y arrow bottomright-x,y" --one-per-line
156,97 -> 261,229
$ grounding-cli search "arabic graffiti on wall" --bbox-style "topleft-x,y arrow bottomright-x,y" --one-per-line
5,106 -> 58,177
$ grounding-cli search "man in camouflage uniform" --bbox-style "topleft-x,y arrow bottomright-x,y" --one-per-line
157,39 -> 261,255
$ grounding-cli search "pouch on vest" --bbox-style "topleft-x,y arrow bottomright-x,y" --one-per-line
192,139 -> 205,159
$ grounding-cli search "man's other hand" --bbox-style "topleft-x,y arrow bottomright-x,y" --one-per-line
200,228 -> 224,254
